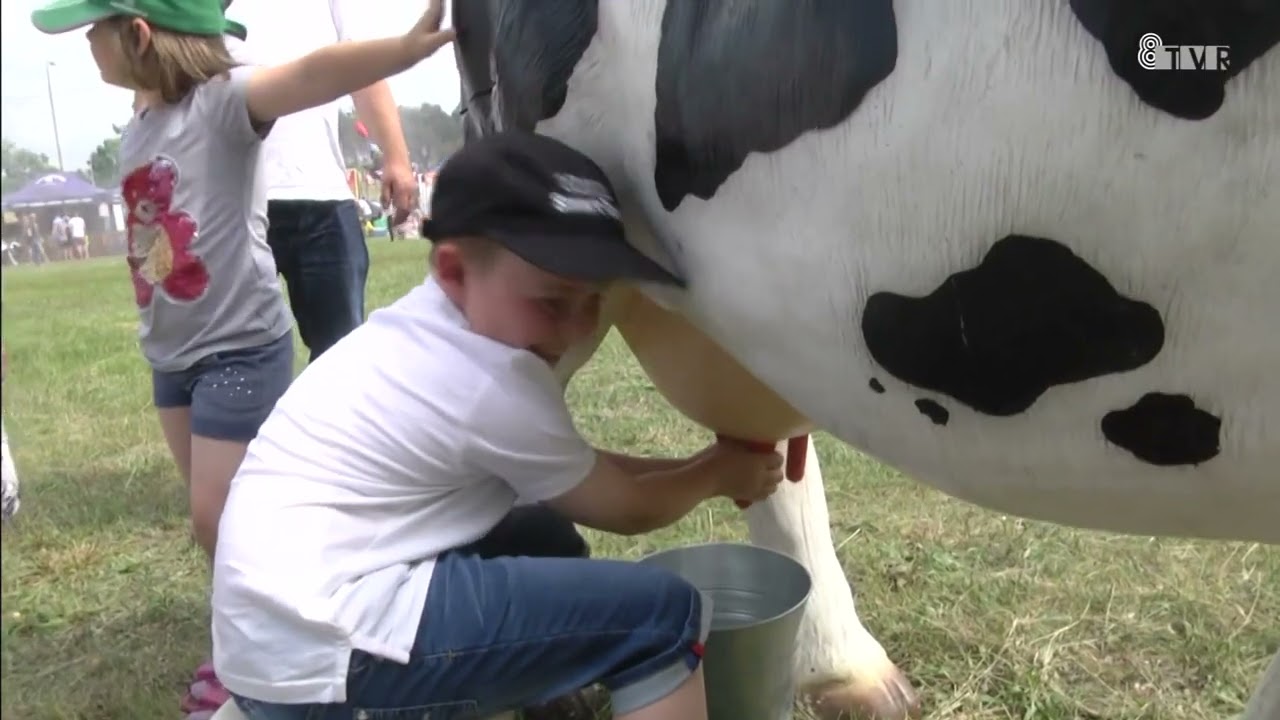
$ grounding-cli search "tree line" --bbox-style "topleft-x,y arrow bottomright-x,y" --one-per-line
2,102 -> 463,195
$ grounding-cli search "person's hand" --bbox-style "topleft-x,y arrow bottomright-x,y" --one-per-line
380,159 -> 418,225
698,441 -> 784,505
405,0 -> 457,60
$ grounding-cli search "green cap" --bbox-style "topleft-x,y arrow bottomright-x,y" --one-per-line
31,0 -> 247,40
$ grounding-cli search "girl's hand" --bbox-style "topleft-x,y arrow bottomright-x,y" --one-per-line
405,0 -> 457,60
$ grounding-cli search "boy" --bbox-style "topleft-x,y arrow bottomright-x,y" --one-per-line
212,131 -> 785,719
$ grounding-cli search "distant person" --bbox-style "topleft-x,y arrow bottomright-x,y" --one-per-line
67,212 -> 88,259
224,0 -> 419,363
50,213 -> 69,260
29,0 -> 456,718
21,214 -> 46,265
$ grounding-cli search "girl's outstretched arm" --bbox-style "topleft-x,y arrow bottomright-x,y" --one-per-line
244,0 -> 454,126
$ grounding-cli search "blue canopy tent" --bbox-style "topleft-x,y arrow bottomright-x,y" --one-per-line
1,172 -> 112,210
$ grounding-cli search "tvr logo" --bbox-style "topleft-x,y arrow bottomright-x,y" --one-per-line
1137,33 -> 1231,71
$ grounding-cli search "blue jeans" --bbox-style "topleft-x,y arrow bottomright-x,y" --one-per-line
231,515 -> 707,719
267,200 -> 368,363
152,331 -> 295,442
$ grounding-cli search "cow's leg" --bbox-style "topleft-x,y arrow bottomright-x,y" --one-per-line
1243,649 -> 1280,720
745,438 -> 919,720
610,289 -> 919,720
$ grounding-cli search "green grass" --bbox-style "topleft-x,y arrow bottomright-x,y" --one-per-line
2,242 -> 1276,720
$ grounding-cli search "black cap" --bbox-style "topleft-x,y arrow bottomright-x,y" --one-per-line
422,131 -> 684,287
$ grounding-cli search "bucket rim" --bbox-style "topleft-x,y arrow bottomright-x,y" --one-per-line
639,541 -> 813,628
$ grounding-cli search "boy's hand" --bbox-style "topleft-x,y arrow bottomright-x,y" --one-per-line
406,0 -> 457,59
700,442 -> 785,504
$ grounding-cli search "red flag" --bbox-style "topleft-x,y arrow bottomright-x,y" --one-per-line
354,120 -> 370,138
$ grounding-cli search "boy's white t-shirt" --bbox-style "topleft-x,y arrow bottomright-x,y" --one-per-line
211,276 -> 597,704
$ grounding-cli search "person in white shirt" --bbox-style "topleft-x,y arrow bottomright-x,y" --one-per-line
67,212 -> 87,259
50,213 -> 70,260
212,131 -> 784,720
223,0 -> 419,363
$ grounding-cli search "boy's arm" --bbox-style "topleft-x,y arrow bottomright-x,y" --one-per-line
462,375 -> 724,536
597,451 -> 696,476
244,0 -> 453,126
546,454 -> 724,537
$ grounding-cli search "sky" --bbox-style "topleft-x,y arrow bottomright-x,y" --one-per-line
0,0 -> 462,172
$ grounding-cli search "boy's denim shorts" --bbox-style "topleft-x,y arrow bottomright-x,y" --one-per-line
232,549 -> 713,719
151,331 -> 294,442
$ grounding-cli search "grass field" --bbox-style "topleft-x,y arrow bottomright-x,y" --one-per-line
1,241 -> 1276,720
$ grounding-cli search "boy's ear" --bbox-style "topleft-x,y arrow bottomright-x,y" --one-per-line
432,242 -> 467,292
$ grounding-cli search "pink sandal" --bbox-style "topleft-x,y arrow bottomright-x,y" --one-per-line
180,661 -> 231,720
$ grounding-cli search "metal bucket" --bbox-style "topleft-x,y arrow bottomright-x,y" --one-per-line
640,542 -> 812,720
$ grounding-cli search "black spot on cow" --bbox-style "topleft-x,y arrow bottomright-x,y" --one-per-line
869,377 -> 885,393
915,399 -> 950,426
653,0 -> 897,212
861,235 -> 1164,416
1070,0 -> 1280,120
453,0 -> 599,134
1102,392 -> 1221,466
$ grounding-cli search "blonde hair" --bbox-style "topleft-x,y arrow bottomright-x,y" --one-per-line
109,17 -> 238,104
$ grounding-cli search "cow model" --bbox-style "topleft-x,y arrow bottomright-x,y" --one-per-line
446,0 -> 1279,718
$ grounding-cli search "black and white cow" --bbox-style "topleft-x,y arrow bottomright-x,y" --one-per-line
450,1 -> 1279,718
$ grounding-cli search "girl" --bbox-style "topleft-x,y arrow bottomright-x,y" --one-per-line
29,0 -> 455,716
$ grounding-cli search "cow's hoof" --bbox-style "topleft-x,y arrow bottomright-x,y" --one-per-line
804,668 -> 921,720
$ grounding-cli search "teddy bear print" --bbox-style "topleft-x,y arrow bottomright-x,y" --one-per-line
121,156 -> 209,308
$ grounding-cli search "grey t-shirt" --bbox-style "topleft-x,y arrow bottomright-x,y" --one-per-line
119,66 -> 292,372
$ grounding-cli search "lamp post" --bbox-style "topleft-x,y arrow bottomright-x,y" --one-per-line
45,60 -> 65,171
